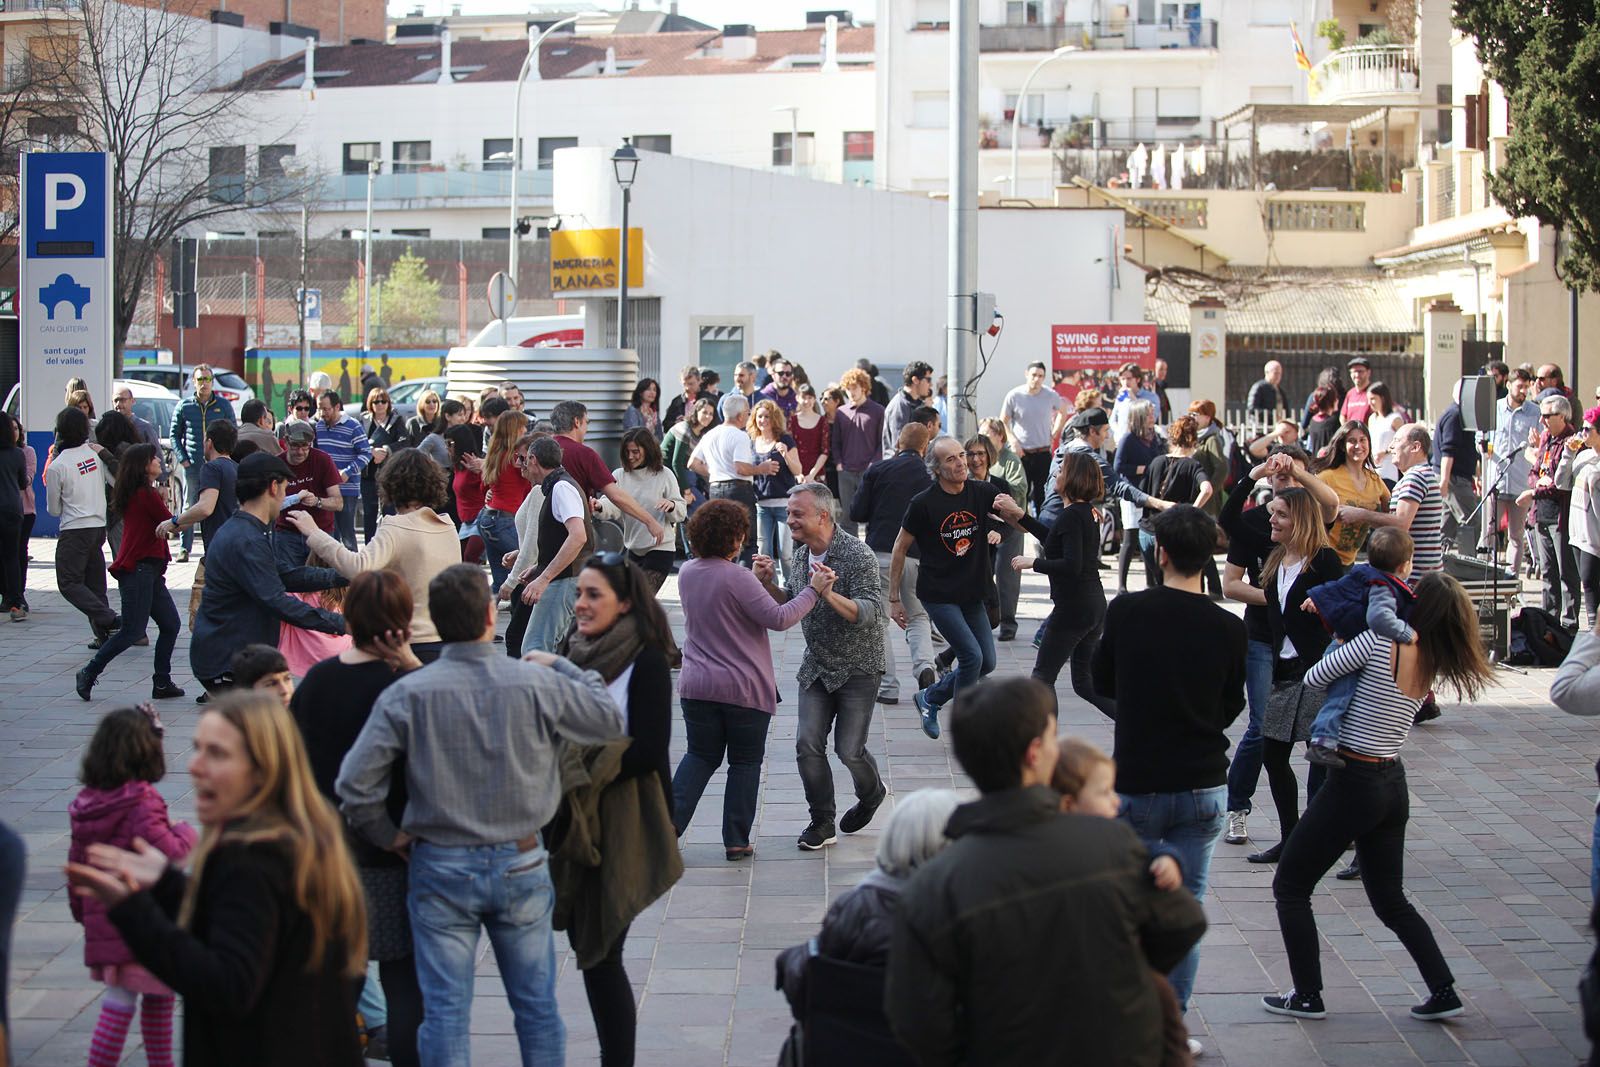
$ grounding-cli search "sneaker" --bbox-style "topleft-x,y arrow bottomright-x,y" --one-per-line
364,1023 -> 391,1061
8,607 -> 25,622
75,667 -> 96,702
917,667 -> 937,691
1306,743 -> 1346,769
86,635 -> 105,651
797,821 -> 837,851
174,547 -> 190,563
1336,859 -> 1362,881
152,678 -> 186,700
1031,628 -> 1044,650
1410,986 -> 1464,1021
1225,810 -> 1249,844
724,845 -> 754,861
914,690 -> 940,740
1187,1037 -> 1205,1058
840,785 -> 887,834
998,625 -> 1017,642
877,690 -> 899,706
1262,989 -> 1327,1019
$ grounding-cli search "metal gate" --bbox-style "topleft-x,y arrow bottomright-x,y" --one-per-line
1225,332 -> 1424,419
599,297 -> 661,386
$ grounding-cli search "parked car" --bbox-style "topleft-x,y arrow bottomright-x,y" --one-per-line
124,365 -> 256,409
343,375 -> 448,422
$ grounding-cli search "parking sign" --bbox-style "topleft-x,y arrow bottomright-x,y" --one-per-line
20,152 -> 114,536
299,287 -> 322,341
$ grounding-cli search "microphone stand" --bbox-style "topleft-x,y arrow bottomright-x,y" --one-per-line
1463,438 -> 1525,673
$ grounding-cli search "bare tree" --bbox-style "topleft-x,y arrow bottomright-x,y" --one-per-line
0,49 -> 78,276
27,0 -> 308,369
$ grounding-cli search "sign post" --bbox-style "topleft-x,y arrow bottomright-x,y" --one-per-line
19,151 -> 114,537
487,271 -> 517,346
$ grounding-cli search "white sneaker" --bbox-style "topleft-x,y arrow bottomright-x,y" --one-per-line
1225,810 -> 1248,845
1187,1037 -> 1204,1058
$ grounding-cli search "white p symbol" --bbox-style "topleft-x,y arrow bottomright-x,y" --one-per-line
45,174 -> 86,229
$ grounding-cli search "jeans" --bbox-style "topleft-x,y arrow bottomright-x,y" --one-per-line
1273,759 -> 1454,997
795,675 -> 884,825
409,841 -> 564,1067
1227,640 -> 1275,814
87,562 -> 179,680
477,508 -> 519,592
16,511 -> 33,603
504,587 -> 533,660
1441,474 -> 1480,556
1309,670 -> 1358,747
521,576 -> 578,655
1481,493 -> 1530,570
362,471 -> 394,544
273,528 -> 309,570
992,525 -> 1023,631
1118,785 -> 1226,1012
1535,518 -> 1580,625
0,511 -> 21,610
876,552 -> 933,701
1591,809 -> 1600,903
334,493 -> 360,551
757,503 -> 793,582
836,468 -> 864,537
708,481 -> 757,565
1031,599 -> 1116,717
180,469 -> 201,554
672,700 -> 772,849
56,526 -> 117,633
922,600 -> 996,710
359,964 -> 386,1029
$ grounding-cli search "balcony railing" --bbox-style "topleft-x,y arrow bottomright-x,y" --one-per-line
1308,44 -> 1419,105
213,168 -> 555,207
979,18 -> 1216,52
0,0 -> 81,12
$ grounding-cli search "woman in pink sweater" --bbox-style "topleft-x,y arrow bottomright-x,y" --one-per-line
68,706 -> 197,1067
671,499 -> 833,860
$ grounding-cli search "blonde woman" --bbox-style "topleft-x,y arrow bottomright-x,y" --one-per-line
67,691 -> 368,1064
479,410 -> 533,590
749,398 -> 804,579
405,389 -> 444,447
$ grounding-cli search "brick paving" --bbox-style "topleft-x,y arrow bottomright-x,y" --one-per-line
3,539 -> 1596,1065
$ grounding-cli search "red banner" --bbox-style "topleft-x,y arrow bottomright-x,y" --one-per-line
1050,324 -> 1157,371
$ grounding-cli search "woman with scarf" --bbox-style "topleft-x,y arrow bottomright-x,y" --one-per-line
550,553 -> 680,1067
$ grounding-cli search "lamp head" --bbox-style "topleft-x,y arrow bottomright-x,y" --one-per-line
612,139 -> 639,189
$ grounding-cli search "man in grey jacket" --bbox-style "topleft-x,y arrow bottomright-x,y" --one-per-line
337,562 -> 624,1066
755,482 -> 887,851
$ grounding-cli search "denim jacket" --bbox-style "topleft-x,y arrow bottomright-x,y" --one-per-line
189,510 -> 344,679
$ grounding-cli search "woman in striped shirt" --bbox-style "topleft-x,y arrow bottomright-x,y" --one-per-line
1263,572 -> 1492,1024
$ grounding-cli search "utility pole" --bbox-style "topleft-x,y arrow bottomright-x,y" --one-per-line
298,201 -> 309,387
947,0 -> 978,440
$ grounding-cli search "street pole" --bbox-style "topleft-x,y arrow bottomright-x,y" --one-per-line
1571,286 -> 1580,393
619,185 -> 631,350
1009,46 -> 1079,199
947,0 -> 978,441
790,109 -> 799,174
509,15 -> 580,288
298,200 -> 309,388
363,159 -> 377,356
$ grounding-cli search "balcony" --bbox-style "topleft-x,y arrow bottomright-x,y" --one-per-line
979,18 -> 1216,52
1308,44 -> 1420,106
232,168 -> 555,209
0,0 -> 80,14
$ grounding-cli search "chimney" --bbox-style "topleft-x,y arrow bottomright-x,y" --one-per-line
721,24 -> 757,60
603,45 -> 617,75
437,28 -> 452,84
822,14 -> 840,72
303,37 -> 316,92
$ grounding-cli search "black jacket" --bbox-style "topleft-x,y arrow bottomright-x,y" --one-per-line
885,787 -> 1207,1067
1263,545 -> 1343,672
109,838 -> 363,1067
851,449 -> 932,555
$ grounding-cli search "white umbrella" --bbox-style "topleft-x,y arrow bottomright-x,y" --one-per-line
1151,143 -> 1168,189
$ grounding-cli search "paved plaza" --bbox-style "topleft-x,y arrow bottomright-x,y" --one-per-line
3,539 -> 1597,1066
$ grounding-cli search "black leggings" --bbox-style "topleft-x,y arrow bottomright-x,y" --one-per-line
581,923 -> 636,1066
378,955 -> 424,1067
1260,738 -> 1303,844
1272,758 -> 1454,996
504,584 -> 532,658
1031,600 -> 1116,718
1118,532 -> 1150,591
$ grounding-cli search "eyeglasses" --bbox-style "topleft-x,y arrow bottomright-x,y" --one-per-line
964,450 -> 987,459
194,375 -> 212,383
294,405 -> 312,413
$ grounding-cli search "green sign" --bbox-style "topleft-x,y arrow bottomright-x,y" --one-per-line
0,288 -> 13,316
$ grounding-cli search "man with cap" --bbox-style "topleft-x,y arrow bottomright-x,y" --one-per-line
275,420 -> 343,569
1340,357 -> 1373,423
189,451 -> 346,695
1039,407 -> 1170,528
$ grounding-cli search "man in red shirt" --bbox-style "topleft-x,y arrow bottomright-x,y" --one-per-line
549,400 -> 666,544
1340,357 -> 1373,424
275,421 -> 343,568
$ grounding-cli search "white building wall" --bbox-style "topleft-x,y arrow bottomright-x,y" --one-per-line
551,148 -> 1142,421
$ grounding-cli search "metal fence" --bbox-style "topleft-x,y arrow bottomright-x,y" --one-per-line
1223,333 -> 1427,421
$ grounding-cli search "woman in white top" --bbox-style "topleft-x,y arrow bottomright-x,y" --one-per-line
1365,381 -> 1406,484
748,399 -> 804,582
497,432 -> 544,657
1567,418 -> 1600,629
600,427 -> 686,593
1264,572 -> 1492,1025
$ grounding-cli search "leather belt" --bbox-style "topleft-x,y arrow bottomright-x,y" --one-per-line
1023,447 -> 1052,455
1338,748 -> 1398,766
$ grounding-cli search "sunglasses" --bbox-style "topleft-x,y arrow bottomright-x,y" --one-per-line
513,453 -> 529,466
194,375 -> 212,383
775,371 -> 793,379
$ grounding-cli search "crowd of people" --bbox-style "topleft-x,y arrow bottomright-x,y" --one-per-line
0,346 -> 1583,1067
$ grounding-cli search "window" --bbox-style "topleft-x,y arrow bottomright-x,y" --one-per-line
207,145 -> 245,204
482,227 -> 511,240
913,91 -> 949,128
843,131 -> 874,161
343,141 -> 380,175
258,144 -> 295,178
771,131 -> 816,167
1156,87 -> 1201,125
1357,22 -> 1386,38
482,137 -> 512,170
393,141 -> 432,174
391,228 -> 431,238
633,134 -> 672,154
1004,93 -> 1045,123
537,136 -> 578,169
26,114 -> 76,137
1005,0 -> 1042,24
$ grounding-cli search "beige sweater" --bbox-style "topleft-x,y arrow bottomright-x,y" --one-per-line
302,506 -> 462,645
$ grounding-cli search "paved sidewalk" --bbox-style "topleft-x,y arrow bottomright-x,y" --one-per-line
2,540 -> 1595,1065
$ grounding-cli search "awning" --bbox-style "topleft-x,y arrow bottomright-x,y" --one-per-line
1145,266 -> 1417,334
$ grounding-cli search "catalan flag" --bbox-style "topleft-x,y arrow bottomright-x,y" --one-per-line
1290,21 -> 1312,71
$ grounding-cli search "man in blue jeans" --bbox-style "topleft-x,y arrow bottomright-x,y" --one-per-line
1093,504 -> 1247,1056
889,437 -> 1026,739
338,563 -> 623,1066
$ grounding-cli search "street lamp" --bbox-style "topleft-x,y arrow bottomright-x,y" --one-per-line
279,153 -> 314,387
363,158 -> 379,357
771,104 -> 800,174
508,15 -> 580,288
612,139 -> 639,351
1009,45 -> 1079,199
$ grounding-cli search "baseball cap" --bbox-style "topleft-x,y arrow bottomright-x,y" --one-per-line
283,421 -> 315,445
237,451 -> 292,482
1069,408 -> 1110,431
1346,356 -> 1372,369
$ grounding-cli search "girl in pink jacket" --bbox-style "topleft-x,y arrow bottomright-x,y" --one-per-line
68,706 -> 196,1067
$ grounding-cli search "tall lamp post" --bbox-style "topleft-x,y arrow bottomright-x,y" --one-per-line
362,158 -> 378,356
279,154 -> 314,387
1009,45 -> 1079,199
508,15 -> 580,288
612,139 -> 639,351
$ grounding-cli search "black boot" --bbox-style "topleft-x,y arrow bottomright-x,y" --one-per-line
75,666 -> 97,702
152,676 -> 186,700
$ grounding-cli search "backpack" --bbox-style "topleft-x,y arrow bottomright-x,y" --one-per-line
1506,607 -> 1574,666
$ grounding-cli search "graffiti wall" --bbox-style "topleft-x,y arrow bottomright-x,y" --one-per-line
244,349 -> 450,416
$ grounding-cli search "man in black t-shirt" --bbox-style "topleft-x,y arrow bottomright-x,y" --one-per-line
889,436 -> 1024,739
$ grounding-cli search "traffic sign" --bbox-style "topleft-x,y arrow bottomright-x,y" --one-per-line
487,271 -> 517,321
298,287 -> 323,341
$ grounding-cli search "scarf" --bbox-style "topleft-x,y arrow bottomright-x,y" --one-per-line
558,612 -> 647,683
